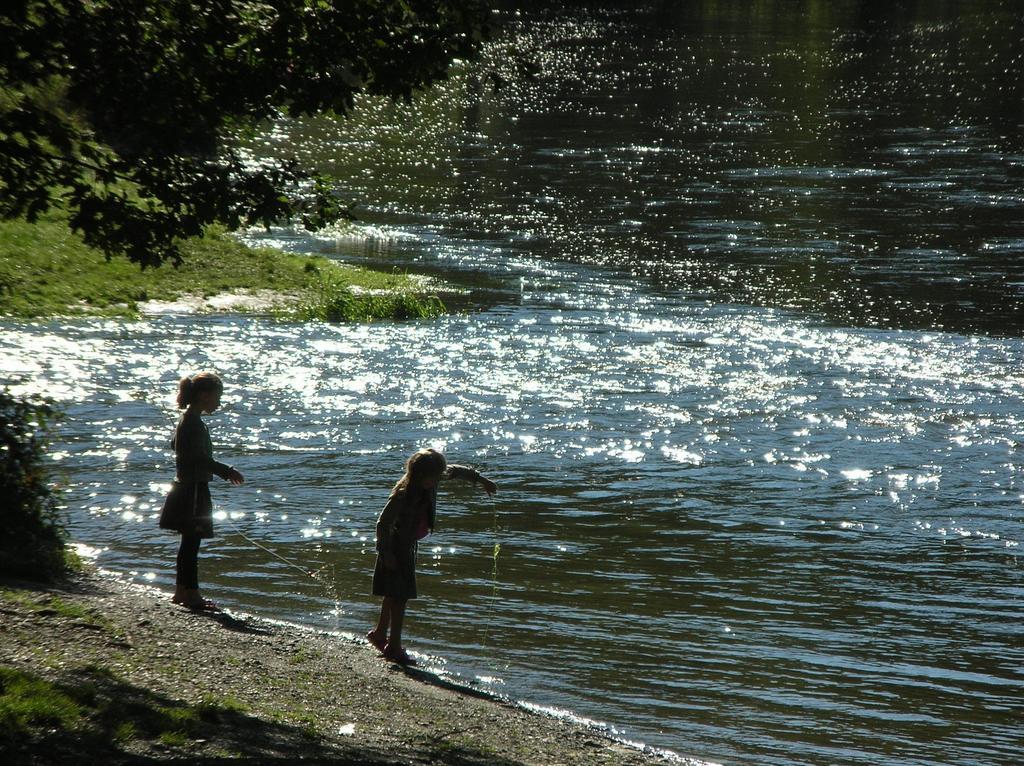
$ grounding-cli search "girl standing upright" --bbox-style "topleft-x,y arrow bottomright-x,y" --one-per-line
159,372 -> 244,610
367,447 -> 497,665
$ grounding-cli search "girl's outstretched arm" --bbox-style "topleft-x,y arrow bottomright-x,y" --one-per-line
444,464 -> 497,495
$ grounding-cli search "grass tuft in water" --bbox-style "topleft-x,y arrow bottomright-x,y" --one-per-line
294,277 -> 446,322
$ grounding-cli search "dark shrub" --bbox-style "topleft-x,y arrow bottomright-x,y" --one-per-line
0,390 -> 67,580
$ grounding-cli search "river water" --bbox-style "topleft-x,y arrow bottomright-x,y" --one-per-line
4,3 -> 1024,765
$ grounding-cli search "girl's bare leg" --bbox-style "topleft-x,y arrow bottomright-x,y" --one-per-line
386,597 -> 407,650
372,598 -> 392,637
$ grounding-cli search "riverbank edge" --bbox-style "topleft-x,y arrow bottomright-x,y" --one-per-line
0,566 -> 696,766
0,214 -> 458,321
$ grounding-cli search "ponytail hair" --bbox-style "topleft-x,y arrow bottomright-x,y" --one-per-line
176,372 -> 223,409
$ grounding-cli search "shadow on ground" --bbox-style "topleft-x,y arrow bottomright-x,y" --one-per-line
4,664 -> 539,766
2,664 -> 392,765
1,575 -> 543,766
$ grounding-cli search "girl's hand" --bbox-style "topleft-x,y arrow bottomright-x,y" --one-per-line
226,467 -> 245,486
478,476 -> 497,495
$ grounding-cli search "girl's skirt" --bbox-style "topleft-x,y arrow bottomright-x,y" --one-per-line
158,481 -> 214,539
371,541 -> 418,600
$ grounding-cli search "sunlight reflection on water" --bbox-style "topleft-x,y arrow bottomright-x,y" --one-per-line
4,263 -> 1023,765
8,2 -> 1024,764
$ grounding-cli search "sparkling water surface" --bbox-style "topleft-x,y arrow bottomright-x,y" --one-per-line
5,3 -> 1024,765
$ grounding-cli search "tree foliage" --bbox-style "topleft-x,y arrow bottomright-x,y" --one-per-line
0,1 -> 491,267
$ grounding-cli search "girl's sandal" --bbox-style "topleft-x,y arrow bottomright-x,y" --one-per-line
366,630 -> 387,653
382,643 -> 416,666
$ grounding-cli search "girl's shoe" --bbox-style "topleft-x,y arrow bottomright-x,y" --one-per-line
366,630 -> 387,653
382,643 -> 416,666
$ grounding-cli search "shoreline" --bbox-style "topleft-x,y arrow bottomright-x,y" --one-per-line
1,566 -> 706,765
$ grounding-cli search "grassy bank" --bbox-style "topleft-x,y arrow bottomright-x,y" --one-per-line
0,212 -> 446,321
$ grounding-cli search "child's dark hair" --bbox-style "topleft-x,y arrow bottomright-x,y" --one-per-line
176,372 -> 223,409
393,448 -> 447,495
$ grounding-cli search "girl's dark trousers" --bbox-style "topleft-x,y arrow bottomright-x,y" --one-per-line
176,533 -> 202,589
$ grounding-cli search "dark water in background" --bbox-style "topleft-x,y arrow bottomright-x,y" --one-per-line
4,3 -> 1024,765
267,0 -> 1024,336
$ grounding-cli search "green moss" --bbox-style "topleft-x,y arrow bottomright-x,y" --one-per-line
0,663 -> 253,754
1,592 -> 107,629
288,648 -> 319,666
112,720 -> 137,742
0,667 -> 85,742
40,596 -> 98,623
0,211 -> 448,320
196,693 -> 246,718
158,730 -> 189,747
63,546 -> 85,574
159,705 -> 200,728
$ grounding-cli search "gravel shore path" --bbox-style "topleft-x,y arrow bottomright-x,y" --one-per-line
1,568 -> 700,765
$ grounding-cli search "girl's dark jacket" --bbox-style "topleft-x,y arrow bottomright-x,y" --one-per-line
158,408 -> 233,538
